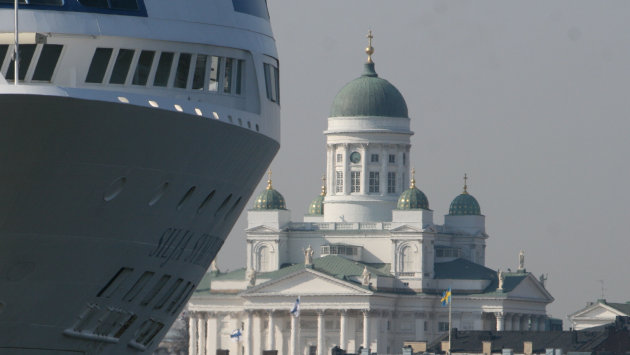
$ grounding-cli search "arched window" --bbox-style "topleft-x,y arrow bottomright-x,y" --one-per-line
257,246 -> 271,272
401,246 -> 414,272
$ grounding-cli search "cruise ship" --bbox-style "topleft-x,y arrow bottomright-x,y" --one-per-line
0,0 -> 280,353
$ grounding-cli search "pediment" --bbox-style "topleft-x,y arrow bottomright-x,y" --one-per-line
507,274 -> 554,302
390,225 -> 423,233
570,303 -> 627,319
241,268 -> 372,297
245,225 -> 281,234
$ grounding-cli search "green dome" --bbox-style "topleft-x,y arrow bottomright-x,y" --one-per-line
449,192 -> 481,215
307,179 -> 327,215
253,178 -> 286,210
330,62 -> 408,118
397,176 -> 429,210
308,194 -> 324,215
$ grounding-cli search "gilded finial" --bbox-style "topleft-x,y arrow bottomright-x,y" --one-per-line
463,173 -> 468,194
410,168 -> 416,189
366,30 -> 374,63
266,170 -> 273,190
320,175 -> 327,196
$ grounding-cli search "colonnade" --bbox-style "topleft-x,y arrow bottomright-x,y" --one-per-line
494,312 -> 546,331
187,309 -> 378,355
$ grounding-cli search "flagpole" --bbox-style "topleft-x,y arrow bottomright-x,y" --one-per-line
448,292 -> 452,355
14,0 -> 19,85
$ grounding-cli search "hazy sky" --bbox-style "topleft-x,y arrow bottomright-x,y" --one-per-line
216,0 -> 630,325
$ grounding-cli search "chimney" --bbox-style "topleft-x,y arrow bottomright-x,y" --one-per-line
482,341 -> 492,355
523,341 -> 533,355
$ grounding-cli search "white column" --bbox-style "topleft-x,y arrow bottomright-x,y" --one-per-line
207,314 -> 218,355
339,310 -> 348,351
253,312 -> 262,355
360,145 -> 367,194
512,314 -> 520,331
198,315 -> 207,355
328,145 -> 335,196
362,310 -> 370,350
317,311 -> 326,355
370,311 -> 381,353
538,316 -> 546,331
290,313 -> 298,355
343,145 -> 350,195
495,312 -> 504,331
267,311 -> 275,350
189,314 -> 198,355
245,312 -> 253,355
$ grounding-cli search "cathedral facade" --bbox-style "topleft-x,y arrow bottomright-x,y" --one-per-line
187,38 -> 554,355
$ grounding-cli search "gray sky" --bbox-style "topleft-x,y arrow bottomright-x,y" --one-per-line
216,0 -> 630,325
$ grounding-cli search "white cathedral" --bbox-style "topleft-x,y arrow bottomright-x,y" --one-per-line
187,37 -> 554,355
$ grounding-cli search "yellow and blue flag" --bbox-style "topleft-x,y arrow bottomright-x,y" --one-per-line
441,288 -> 451,306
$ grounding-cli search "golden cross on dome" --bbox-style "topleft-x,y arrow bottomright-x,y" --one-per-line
266,170 -> 273,190
410,168 -> 416,188
463,173 -> 468,194
321,174 -> 327,196
366,30 -> 375,63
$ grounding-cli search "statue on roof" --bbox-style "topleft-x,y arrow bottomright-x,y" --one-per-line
362,266 -> 371,287
539,273 -> 548,288
497,269 -> 505,291
246,269 -> 256,287
518,250 -> 525,271
304,245 -> 314,266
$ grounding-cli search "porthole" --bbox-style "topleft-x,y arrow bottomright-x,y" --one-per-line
247,121 -> 251,129
177,186 -> 196,210
148,182 -> 169,206
197,190 -> 216,214
214,193 -> 232,217
103,177 -> 127,202
255,124 -> 259,132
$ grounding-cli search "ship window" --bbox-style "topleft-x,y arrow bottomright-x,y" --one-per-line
174,53 -> 192,89
192,54 -> 207,90
97,267 -> 133,298
135,319 -> 165,346
214,193 -> 232,217
79,0 -> 108,7
110,0 -> 138,10
109,49 -> 134,84
166,281 -> 192,313
113,314 -> 137,338
263,62 -> 279,103
153,278 -> 183,310
122,271 -> 154,302
0,0 -> 63,5
208,56 -> 221,91
5,44 -> 35,81
132,50 -> 154,86
224,57 -> 234,93
32,44 -> 63,81
78,0 -> 138,10
86,47 -> 113,83
0,45 -> 8,70
177,186 -> 196,210
224,196 -> 242,221
140,275 -> 170,306
232,0 -> 269,20
197,190 -> 216,214
235,59 -> 244,95
153,51 -> 174,87
171,283 -> 195,314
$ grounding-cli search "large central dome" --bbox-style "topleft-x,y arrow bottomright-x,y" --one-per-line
330,62 -> 408,118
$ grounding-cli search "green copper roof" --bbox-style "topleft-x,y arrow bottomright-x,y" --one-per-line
397,175 -> 429,210
448,192 -> 481,215
307,194 -> 324,215
330,62 -> 408,118
253,175 -> 287,210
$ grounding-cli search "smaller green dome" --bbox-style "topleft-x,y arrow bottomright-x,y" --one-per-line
253,174 -> 286,210
308,195 -> 324,215
448,176 -> 481,215
397,172 -> 429,210
307,177 -> 327,215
